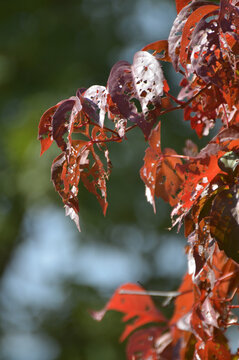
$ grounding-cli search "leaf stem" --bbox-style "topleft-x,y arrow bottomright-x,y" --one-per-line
91,136 -> 122,145
165,91 -> 185,105
90,120 -> 119,135
161,84 -> 210,117
125,124 -> 137,132
118,289 -> 192,297
162,153 -> 191,161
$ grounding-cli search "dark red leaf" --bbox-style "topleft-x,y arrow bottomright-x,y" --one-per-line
107,51 -> 165,138
126,327 -> 163,360
52,98 -> 76,150
210,184 -> 239,263
38,104 -> 59,155
168,1 -> 213,71
179,5 -> 219,70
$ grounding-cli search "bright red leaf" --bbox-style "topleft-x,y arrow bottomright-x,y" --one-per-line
91,283 -> 166,342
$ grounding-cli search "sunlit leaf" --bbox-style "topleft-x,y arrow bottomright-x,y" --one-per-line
91,283 -> 166,342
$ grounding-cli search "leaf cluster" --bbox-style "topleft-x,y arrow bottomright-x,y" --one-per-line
39,0 -> 239,358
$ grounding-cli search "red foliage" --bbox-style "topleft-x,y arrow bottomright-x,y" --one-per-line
39,0 -> 239,358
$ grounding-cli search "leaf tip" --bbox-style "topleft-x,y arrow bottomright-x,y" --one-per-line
65,205 -> 81,232
145,186 -> 156,213
90,308 -> 106,322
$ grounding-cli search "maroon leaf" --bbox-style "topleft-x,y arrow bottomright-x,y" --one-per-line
52,98 -> 77,151
168,1 -> 214,71
107,51 -> 165,138
189,10 -> 224,86
179,5 -> 219,73
126,327 -> 164,360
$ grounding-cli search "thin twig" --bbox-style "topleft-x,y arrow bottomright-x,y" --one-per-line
183,84 -> 210,107
159,105 -> 182,117
165,91 -> 185,105
125,124 -> 137,133
215,269 -> 239,286
90,120 -> 119,135
160,84 -> 210,117
119,290 -> 181,297
163,153 -> 191,161
91,137 -> 122,144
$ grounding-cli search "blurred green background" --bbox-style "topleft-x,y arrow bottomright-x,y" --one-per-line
0,0 -> 199,359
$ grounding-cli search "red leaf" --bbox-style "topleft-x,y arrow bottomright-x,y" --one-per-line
155,148 -> 185,207
175,0 -> 192,14
91,283 -> 166,342
170,273 -> 194,328
181,79 -> 223,137
142,40 -> 171,62
195,333 -> 231,360
52,98 -> 76,151
179,4 -> 219,70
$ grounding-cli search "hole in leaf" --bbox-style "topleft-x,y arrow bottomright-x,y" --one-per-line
130,97 -> 142,113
